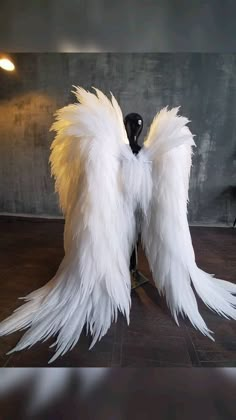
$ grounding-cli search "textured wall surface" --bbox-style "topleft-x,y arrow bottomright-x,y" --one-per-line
0,53 -> 235,224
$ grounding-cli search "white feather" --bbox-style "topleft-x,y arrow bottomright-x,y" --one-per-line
0,87 -> 136,362
0,90 -> 235,362
141,107 -> 236,338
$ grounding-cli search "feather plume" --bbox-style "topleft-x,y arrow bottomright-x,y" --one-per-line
0,87 -> 136,362
141,107 -> 236,338
0,91 -> 235,362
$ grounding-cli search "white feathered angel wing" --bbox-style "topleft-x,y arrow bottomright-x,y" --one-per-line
0,87 -> 136,362
140,107 -> 236,338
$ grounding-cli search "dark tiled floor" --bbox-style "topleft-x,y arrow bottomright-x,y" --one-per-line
0,216 -> 235,367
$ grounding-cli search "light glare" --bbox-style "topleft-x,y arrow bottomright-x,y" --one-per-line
0,58 -> 15,71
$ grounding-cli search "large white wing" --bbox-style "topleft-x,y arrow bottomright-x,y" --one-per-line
0,87 -> 136,362
140,107 -> 236,338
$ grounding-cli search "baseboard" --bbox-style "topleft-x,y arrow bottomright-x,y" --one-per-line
0,212 -> 64,222
189,222 -> 232,228
0,212 -> 233,228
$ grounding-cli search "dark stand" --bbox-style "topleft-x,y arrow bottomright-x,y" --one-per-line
124,113 -> 149,289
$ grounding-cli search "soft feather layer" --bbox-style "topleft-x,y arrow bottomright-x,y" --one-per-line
141,107 -> 236,338
0,87 -> 136,362
0,94 -> 235,363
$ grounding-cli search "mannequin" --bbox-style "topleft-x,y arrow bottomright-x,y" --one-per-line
124,113 -> 142,155
124,113 -> 149,288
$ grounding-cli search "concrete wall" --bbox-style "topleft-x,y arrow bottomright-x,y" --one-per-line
0,53 -> 235,224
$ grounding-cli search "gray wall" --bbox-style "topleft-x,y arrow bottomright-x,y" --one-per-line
0,53 -> 235,224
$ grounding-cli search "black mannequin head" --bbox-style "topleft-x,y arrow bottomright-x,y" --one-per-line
124,113 -> 143,155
